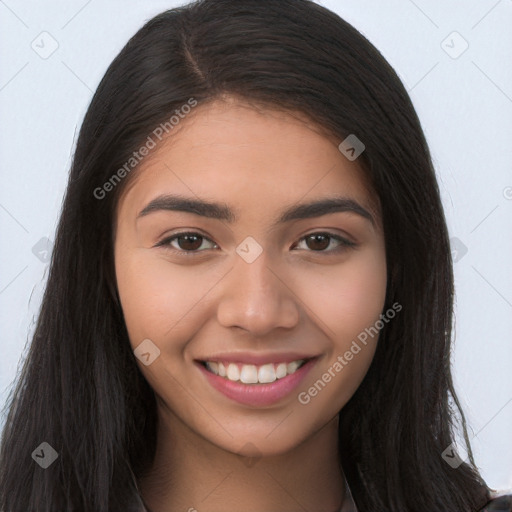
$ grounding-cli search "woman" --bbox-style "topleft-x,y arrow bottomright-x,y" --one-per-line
0,0 -> 510,510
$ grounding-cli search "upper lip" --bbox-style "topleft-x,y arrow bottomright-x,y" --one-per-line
195,352 -> 319,366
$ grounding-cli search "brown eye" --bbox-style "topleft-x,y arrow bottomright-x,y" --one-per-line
305,234 -> 331,251
174,234 -> 203,251
294,232 -> 356,253
157,232 -> 218,254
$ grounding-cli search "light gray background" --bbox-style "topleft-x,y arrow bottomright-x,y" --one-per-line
1,0 -> 511,492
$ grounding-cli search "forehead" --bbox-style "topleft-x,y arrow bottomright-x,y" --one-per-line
116,98 -> 380,225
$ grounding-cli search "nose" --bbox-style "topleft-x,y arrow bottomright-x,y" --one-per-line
216,249 -> 300,336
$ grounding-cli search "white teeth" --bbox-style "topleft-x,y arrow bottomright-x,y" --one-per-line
275,363 -> 287,379
240,365 -> 258,384
258,363 -> 276,383
287,361 -> 301,374
227,363 -> 240,381
204,359 -> 306,383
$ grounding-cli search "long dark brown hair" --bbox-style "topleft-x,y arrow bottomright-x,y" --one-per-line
0,1 -> 493,510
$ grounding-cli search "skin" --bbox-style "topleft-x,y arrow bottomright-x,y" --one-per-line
114,97 -> 387,512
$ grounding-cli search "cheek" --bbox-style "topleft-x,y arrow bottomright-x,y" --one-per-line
115,249 -> 208,348
304,249 -> 387,339
294,249 -> 386,412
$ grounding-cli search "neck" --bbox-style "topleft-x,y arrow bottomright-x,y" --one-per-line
138,408 -> 346,512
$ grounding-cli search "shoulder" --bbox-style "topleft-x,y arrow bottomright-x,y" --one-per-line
479,494 -> 512,511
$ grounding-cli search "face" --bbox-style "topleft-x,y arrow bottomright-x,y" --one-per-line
114,98 -> 387,458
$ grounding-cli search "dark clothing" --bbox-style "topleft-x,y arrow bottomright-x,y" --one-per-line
480,494 -> 512,511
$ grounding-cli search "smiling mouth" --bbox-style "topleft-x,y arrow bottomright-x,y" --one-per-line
199,359 -> 310,384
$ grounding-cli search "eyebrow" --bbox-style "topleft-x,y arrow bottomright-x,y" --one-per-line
137,194 -> 375,227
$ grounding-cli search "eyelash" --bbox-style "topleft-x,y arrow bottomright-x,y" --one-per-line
155,231 -> 357,256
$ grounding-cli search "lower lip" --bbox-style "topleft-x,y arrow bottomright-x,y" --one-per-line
196,359 -> 317,407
